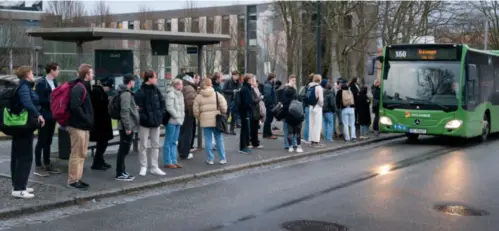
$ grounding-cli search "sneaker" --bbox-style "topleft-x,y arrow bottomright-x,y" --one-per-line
79,181 -> 89,187
116,173 -> 135,181
68,182 -> 88,190
296,146 -> 304,153
164,164 -> 178,169
206,160 -> 214,165
288,147 -> 294,153
351,138 -> 357,142
139,167 -> 147,176
254,145 -> 264,149
26,187 -> 34,193
219,159 -> 227,165
301,139 -> 311,144
186,153 -> 194,159
34,166 -> 49,177
239,148 -> 252,154
102,162 -> 112,169
12,190 -> 34,199
190,148 -> 198,152
45,164 -> 61,174
91,165 -> 108,171
150,168 -> 166,176
175,164 -> 182,168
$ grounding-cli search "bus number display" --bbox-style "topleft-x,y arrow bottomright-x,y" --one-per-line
388,47 -> 458,61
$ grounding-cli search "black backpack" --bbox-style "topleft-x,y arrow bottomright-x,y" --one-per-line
108,91 -> 123,120
0,85 -> 39,136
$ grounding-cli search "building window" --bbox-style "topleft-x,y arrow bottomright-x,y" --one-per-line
222,15 -> 229,35
128,23 -> 134,30
192,17 -> 199,33
178,18 -> 185,32
207,16 -> 214,33
166,19 -> 171,31
248,5 -> 257,21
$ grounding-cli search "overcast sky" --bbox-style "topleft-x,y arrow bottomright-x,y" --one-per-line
11,0 -> 270,14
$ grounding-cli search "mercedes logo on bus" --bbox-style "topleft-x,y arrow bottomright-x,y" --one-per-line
414,119 -> 421,125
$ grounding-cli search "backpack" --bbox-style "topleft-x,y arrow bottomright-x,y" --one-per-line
342,89 -> 354,107
0,85 -> 39,136
289,99 -> 304,120
108,91 -> 123,120
51,82 -> 86,126
305,85 -> 318,106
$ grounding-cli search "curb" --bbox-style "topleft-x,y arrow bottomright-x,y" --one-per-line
0,134 -> 404,219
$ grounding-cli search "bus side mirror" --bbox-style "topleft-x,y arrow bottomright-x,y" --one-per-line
468,64 -> 477,81
367,56 -> 383,76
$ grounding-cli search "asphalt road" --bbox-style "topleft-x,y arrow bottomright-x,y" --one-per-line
3,135 -> 499,231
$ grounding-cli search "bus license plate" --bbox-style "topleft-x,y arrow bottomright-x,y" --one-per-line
409,128 -> 427,134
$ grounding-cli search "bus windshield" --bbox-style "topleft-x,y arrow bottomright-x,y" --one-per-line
382,61 -> 460,111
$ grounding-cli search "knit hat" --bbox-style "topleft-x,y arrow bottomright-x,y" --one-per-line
182,75 -> 194,83
320,79 -> 328,88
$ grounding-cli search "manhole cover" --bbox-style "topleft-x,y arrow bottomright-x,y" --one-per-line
434,204 -> 489,216
282,220 -> 347,231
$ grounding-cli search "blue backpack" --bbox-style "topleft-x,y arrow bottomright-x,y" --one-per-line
305,85 -> 318,106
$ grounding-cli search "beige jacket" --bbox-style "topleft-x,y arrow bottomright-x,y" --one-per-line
193,87 -> 228,128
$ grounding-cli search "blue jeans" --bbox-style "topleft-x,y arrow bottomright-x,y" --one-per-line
360,125 -> 369,136
203,127 -> 226,161
303,107 -> 310,141
341,107 -> 356,141
322,112 -> 335,141
283,121 -> 297,148
163,124 -> 180,165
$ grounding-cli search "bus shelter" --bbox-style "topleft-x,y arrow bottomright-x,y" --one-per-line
26,27 -> 230,152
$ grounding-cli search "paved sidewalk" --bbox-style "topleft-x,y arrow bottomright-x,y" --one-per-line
0,130 -> 401,218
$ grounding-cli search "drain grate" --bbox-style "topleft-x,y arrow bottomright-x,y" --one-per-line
282,220 -> 347,231
434,204 -> 490,216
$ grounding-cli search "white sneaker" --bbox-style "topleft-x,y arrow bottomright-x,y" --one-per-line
288,147 -> 294,153
150,168 -> 166,176
296,146 -> 304,153
206,160 -> 214,165
219,159 -> 227,165
26,187 -> 34,193
187,153 -> 194,159
139,167 -> 147,176
12,190 -> 34,199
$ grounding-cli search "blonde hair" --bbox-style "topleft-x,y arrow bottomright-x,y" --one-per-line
313,74 -> 322,83
172,78 -> 182,86
201,78 -> 212,89
78,63 -> 92,79
16,65 -> 32,79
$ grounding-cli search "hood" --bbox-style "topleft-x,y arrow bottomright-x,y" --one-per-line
117,84 -> 129,92
183,79 -> 197,89
264,79 -> 274,85
199,87 -> 215,97
308,82 -> 319,87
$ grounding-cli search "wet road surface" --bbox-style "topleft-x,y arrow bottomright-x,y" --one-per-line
3,136 -> 499,231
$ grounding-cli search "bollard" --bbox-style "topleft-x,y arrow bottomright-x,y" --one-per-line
58,127 -> 71,160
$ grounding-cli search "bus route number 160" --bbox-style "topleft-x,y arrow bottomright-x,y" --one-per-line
395,51 -> 407,58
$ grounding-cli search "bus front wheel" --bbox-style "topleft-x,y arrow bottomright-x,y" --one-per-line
480,113 -> 490,142
406,133 -> 419,142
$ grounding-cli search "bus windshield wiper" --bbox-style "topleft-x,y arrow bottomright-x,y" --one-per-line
384,103 -> 404,109
428,103 -> 450,112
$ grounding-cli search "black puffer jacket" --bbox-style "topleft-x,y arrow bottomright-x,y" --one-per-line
134,84 -> 166,128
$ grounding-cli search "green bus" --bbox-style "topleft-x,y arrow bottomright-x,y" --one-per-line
367,44 -> 498,141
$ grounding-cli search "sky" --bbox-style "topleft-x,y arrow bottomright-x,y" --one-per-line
12,0 -> 271,14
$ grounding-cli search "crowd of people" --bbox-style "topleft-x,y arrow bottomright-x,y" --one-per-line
6,62 -> 381,199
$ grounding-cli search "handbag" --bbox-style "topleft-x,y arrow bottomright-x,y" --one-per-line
215,93 -> 228,134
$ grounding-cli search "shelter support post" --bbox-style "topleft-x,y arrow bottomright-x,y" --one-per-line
76,41 -> 84,65
197,45 -> 203,149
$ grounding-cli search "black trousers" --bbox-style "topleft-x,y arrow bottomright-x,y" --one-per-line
373,109 -> 380,132
34,119 -> 56,166
287,123 -> 302,147
263,108 -> 274,137
116,130 -> 133,176
227,109 -> 236,133
239,116 -> 250,150
92,140 -> 109,167
190,118 -> 196,149
250,118 -> 260,147
11,134 -> 34,191
179,116 -> 195,159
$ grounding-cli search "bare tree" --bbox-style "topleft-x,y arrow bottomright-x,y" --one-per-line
42,0 -> 87,27
92,0 -> 114,28
137,4 -> 152,72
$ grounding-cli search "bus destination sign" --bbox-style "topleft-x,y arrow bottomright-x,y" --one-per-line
388,47 -> 459,61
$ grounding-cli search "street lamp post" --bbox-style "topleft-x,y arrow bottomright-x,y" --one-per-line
316,0 -> 321,75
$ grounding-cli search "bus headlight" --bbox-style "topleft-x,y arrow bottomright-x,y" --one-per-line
380,116 -> 393,126
445,120 -> 463,129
